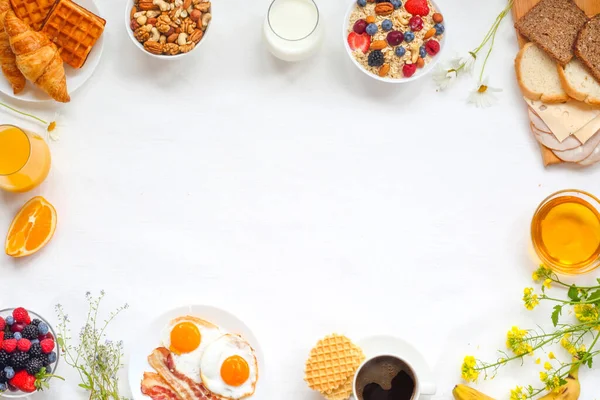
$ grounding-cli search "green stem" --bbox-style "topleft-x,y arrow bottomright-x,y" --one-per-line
0,102 -> 48,125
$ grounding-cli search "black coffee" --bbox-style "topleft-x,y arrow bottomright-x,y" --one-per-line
355,356 -> 416,400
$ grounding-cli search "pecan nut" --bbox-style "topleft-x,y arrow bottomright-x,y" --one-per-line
138,0 -> 158,11
189,29 -> 203,43
375,2 -> 393,15
144,41 -> 164,54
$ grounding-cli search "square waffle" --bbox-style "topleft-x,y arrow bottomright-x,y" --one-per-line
10,0 -> 57,30
40,0 -> 105,69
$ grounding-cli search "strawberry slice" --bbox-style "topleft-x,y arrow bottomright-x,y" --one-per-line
347,32 -> 371,54
405,0 -> 430,16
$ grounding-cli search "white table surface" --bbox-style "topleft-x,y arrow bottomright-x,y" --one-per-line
1,0 -> 600,398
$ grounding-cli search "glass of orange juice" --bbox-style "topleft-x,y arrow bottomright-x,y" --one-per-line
531,189 -> 600,275
0,124 -> 51,193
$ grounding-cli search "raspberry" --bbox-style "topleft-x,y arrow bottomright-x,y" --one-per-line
425,39 -> 440,56
403,63 -> 417,77
40,339 -> 54,354
9,370 -> 35,393
404,0 -> 429,16
1,340 -> 16,354
0,333 -> 3,343
21,326 -> 37,340
0,318 -> 5,332
12,309 -> 30,325
16,339 -> 31,353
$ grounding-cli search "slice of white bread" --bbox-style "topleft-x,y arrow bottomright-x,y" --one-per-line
558,59 -> 600,106
515,43 -> 570,103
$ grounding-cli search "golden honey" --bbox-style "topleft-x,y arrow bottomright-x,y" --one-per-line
532,190 -> 600,274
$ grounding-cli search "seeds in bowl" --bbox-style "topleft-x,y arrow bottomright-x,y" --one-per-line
130,0 -> 212,56
347,0 -> 444,79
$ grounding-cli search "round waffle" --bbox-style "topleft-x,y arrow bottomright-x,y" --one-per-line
304,334 -> 364,395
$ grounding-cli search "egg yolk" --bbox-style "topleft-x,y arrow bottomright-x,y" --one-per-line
170,322 -> 201,354
220,355 -> 250,387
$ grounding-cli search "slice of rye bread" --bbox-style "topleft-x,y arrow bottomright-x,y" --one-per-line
515,0 -> 588,66
558,58 -> 600,106
516,43 -> 569,103
575,15 -> 600,83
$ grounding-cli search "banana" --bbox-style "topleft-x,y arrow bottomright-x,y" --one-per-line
452,384 -> 495,400
538,363 -> 580,400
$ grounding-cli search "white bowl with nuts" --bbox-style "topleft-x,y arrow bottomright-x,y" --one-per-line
126,0 -> 212,58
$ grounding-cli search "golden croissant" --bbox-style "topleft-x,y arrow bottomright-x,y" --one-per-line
0,0 -> 24,94
4,10 -> 69,102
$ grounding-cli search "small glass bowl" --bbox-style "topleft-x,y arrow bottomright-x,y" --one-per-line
531,189 -> 600,275
0,309 -> 60,398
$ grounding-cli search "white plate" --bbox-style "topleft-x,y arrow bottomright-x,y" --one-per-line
128,305 -> 265,400
0,0 -> 104,102
355,335 -> 436,398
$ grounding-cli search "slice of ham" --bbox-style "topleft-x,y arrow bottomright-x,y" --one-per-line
530,123 -> 582,151
579,141 -> 600,166
147,347 -> 221,400
552,130 -> 600,162
528,108 -> 552,134
142,372 -> 183,400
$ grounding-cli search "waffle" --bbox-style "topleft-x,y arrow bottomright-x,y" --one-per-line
10,0 -> 56,30
40,0 -> 105,69
324,361 -> 363,400
304,334 -> 364,395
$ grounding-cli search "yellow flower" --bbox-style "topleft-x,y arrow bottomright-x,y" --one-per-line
535,358 -> 541,364
461,356 -> 480,382
544,362 -> 552,371
532,265 -> 552,282
506,326 -> 533,356
543,279 -> 552,289
523,288 -> 540,310
548,352 -> 555,360
560,334 -> 577,356
510,386 -> 527,400
574,304 -> 599,324
539,371 -> 548,382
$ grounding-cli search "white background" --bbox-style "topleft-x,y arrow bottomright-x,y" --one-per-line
1,0 -> 600,398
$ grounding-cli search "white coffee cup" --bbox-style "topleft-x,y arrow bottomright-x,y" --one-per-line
352,354 -> 436,400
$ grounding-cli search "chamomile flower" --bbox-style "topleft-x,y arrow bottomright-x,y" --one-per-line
467,78 -> 502,108
458,52 -> 476,74
432,64 -> 457,91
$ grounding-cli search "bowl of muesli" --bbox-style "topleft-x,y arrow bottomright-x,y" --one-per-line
126,0 -> 212,58
344,0 -> 445,82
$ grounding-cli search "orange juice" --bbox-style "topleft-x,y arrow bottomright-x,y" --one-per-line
0,125 -> 51,192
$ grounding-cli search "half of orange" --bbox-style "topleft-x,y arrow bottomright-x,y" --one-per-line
5,196 -> 57,257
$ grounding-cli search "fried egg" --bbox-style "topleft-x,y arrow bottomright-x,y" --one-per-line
200,334 -> 258,399
160,316 -> 222,383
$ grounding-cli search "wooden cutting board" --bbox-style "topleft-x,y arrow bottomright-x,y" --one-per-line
512,0 -> 600,166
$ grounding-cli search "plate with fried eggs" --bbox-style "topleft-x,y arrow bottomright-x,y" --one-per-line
128,305 -> 265,400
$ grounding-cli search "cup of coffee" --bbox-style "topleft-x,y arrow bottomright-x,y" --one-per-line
352,355 -> 436,400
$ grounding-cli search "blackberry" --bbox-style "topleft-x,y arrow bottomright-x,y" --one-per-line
375,0 -> 389,2
10,351 -> 29,370
30,319 -> 42,327
2,332 -> 13,340
368,50 -> 385,67
25,358 -> 43,375
21,325 -> 38,340
0,370 -> 6,384
29,343 -> 42,358
36,354 -> 49,366
0,351 -> 9,369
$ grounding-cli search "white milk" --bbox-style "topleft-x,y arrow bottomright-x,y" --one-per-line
263,0 -> 324,62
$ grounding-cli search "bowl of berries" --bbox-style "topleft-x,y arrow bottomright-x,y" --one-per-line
0,308 -> 61,397
344,0 -> 446,83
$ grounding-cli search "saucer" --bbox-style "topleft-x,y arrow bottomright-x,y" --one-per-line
353,335 -> 436,398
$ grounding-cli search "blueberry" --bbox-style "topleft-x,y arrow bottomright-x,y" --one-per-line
13,332 -> 21,341
30,339 -> 39,345
391,0 -> 402,8
37,323 -> 49,336
434,23 -> 444,35
3,367 -> 14,380
5,317 -> 13,326
419,45 -> 427,58
0,383 -> 6,392
404,31 -> 415,42
45,366 -> 52,374
381,19 -> 393,31
48,352 -> 57,364
365,23 -> 378,36
357,0 -> 367,6
395,46 -> 406,57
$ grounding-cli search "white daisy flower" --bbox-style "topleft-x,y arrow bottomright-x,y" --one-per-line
458,52 -> 477,74
432,64 -> 457,91
46,111 -> 62,141
467,78 -> 502,108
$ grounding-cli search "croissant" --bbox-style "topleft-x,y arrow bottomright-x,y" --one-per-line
4,10 -> 69,102
0,0 -> 24,94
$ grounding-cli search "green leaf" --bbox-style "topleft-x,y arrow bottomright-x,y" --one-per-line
588,289 -> 600,304
79,384 -> 92,389
568,285 -> 580,301
56,337 -> 64,348
587,357 -> 593,368
551,305 -> 562,326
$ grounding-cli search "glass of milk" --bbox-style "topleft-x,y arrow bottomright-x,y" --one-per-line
263,0 -> 324,62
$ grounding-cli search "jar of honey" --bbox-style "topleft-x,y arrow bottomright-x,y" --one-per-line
531,189 -> 600,275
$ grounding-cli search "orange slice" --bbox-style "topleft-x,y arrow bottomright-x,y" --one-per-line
5,196 -> 57,257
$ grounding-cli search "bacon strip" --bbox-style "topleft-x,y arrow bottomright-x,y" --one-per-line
147,347 -> 221,400
141,372 -> 182,400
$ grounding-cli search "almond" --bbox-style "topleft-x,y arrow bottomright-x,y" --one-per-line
375,2 -> 393,15
147,17 -> 157,25
183,0 -> 192,9
416,57 -> 425,68
424,28 -> 436,39
130,6 -> 137,20
167,32 -> 178,43
370,40 -> 387,50
366,16 -> 376,24
379,64 -> 390,77
433,13 -> 443,23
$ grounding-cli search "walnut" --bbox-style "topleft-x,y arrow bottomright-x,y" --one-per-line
134,26 -> 150,42
144,41 -> 164,54
163,43 -> 180,55
179,43 -> 195,53
156,14 -> 172,33
180,19 -> 196,34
